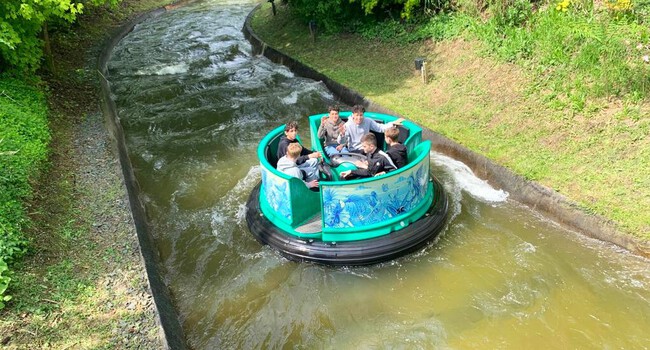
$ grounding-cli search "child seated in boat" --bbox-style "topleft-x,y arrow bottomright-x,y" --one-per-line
277,143 -> 319,188
385,126 -> 407,169
343,105 -> 404,154
339,133 -> 397,179
317,105 -> 348,156
277,120 -> 321,182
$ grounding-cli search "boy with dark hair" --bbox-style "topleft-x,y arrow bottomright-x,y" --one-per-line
340,133 -> 397,179
385,126 -> 407,169
317,105 -> 348,156
342,105 -> 405,153
277,121 -> 321,182
277,143 -> 319,188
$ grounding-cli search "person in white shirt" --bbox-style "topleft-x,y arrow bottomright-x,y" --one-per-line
276,142 -> 319,188
343,105 -> 404,153
276,121 -> 321,182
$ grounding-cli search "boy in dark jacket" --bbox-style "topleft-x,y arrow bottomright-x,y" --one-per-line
340,133 -> 396,179
276,121 -> 321,181
384,126 -> 407,169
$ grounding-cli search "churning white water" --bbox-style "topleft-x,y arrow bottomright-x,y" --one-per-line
432,152 -> 509,203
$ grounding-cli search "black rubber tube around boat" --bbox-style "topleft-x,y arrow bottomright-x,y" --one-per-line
245,176 -> 449,266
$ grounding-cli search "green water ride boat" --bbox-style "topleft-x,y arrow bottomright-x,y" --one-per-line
246,112 -> 448,266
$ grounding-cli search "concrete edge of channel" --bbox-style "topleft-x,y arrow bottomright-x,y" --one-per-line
96,1 -> 199,349
243,4 -> 649,259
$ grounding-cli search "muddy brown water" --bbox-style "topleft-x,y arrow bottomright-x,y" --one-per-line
105,0 -> 650,348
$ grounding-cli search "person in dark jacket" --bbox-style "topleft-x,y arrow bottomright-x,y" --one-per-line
384,126 -> 407,169
340,133 -> 396,179
276,121 -> 321,181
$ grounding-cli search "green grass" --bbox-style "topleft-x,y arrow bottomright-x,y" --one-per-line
0,76 -> 51,308
2,166 -> 146,347
251,3 -> 650,239
474,7 -> 650,106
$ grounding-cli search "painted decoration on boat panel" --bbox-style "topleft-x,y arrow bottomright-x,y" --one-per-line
261,166 -> 292,222
321,159 -> 430,229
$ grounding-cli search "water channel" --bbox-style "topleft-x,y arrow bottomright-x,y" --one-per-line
105,0 -> 650,348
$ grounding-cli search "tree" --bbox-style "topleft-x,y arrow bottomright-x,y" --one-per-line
0,0 -> 119,73
286,0 -> 429,33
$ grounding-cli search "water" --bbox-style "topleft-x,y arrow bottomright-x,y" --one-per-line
106,0 -> 650,348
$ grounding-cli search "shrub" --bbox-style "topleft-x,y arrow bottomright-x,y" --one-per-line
0,75 -> 51,308
0,0 -> 121,73
285,0 -> 363,33
634,0 -> 650,23
0,259 -> 11,309
285,0 -> 454,33
490,0 -> 533,27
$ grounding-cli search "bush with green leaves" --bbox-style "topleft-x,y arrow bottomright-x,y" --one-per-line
284,0 -> 364,33
0,76 -> 51,309
493,0 -> 533,27
354,12 -> 472,42
0,259 -> 11,309
0,0 -> 119,73
285,0 -> 453,34
633,0 -> 650,22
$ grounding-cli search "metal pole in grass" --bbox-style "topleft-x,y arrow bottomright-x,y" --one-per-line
309,20 -> 316,42
415,58 -> 428,84
422,61 -> 428,84
269,0 -> 276,16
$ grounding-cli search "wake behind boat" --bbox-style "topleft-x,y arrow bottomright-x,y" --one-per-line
245,111 -> 448,265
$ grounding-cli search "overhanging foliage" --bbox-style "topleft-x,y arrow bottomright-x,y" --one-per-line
0,0 -> 119,73
285,0 -> 442,33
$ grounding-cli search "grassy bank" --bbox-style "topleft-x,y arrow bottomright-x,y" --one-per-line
0,77 -> 51,309
0,0 -> 171,347
251,3 -> 649,240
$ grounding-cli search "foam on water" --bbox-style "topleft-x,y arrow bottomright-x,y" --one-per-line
275,66 -> 295,78
281,91 -> 299,105
136,62 -> 190,75
210,165 -> 261,236
431,152 -> 509,203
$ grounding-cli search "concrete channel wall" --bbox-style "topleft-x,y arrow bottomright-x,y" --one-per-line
243,5 -> 649,259
97,4 -> 191,350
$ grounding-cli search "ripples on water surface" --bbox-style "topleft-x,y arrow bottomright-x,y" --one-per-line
106,0 -> 650,348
